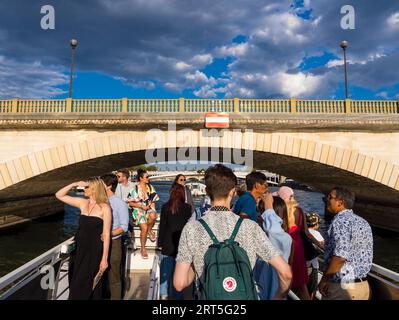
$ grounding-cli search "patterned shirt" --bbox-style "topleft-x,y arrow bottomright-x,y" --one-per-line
324,209 -> 373,282
128,183 -> 159,224
176,210 -> 281,281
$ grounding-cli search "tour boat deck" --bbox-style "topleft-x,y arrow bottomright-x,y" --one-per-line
1,217 -> 399,300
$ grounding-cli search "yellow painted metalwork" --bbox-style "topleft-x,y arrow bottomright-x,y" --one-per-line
12,99 -> 18,113
290,98 -> 296,113
179,98 -> 184,113
234,97 -> 239,113
0,98 -> 397,114
345,99 -> 351,114
0,100 -> 13,113
122,98 -> 128,113
66,98 -> 72,113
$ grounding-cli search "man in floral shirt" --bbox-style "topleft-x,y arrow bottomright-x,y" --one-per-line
319,187 -> 373,300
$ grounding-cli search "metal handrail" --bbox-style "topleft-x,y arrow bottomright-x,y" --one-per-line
0,237 -> 74,298
147,253 -> 160,300
371,264 -> 399,283
288,290 -> 300,300
2,235 -> 398,300
316,249 -> 399,284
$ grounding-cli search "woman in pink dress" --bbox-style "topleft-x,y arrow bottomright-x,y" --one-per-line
275,186 -> 310,300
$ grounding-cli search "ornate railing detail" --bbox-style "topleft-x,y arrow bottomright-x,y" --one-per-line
0,98 -> 397,114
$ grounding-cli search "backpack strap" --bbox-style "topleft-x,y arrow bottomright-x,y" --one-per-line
229,218 -> 244,242
198,219 -> 219,245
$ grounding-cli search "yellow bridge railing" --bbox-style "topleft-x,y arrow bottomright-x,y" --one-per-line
0,98 -> 398,114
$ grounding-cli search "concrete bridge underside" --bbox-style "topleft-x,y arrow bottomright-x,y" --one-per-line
0,114 -> 399,231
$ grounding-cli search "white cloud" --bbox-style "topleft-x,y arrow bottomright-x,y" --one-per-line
261,4 -> 280,13
164,82 -> 182,92
0,56 -> 67,98
184,71 -> 216,86
276,72 -> 322,97
222,70 -> 325,98
193,85 -> 227,98
377,91 -> 388,98
236,87 -> 255,98
253,12 -> 309,45
216,42 -> 248,57
312,16 -> 322,26
189,54 -> 213,67
387,12 -> 399,28
175,61 -> 192,71
193,85 -> 217,98
327,59 -> 344,68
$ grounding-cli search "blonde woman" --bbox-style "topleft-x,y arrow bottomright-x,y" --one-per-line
56,177 -> 112,300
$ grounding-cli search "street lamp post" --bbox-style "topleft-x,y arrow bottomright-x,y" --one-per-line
340,40 -> 349,99
69,39 -> 78,98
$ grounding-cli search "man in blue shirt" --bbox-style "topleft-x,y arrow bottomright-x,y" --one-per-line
101,174 -> 130,300
233,171 -> 268,222
319,187 -> 373,300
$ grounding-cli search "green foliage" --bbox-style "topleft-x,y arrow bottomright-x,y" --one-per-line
129,164 -> 158,171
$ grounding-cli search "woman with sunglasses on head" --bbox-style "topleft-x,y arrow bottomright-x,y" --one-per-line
128,169 -> 159,259
55,178 -> 112,300
173,174 -> 195,220
275,186 -> 311,300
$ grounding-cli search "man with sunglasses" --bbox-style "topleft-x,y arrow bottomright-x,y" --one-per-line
115,169 -> 135,203
318,187 -> 373,300
233,171 -> 269,222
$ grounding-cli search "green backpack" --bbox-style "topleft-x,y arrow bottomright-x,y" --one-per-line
198,218 -> 259,300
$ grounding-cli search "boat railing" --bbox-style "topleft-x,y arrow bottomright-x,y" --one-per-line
370,264 -> 399,284
287,290 -> 300,300
0,237 -> 75,300
147,253 -> 160,300
315,254 -> 399,300
1,235 -> 398,300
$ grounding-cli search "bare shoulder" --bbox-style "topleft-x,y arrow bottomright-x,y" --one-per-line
78,198 -> 90,208
99,203 -> 112,212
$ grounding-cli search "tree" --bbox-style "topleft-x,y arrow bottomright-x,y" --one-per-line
129,164 -> 158,171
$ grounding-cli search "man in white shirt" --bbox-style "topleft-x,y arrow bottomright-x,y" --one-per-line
115,168 -> 135,203
101,173 -> 130,300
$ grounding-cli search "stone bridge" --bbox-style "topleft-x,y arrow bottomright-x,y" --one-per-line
0,98 -> 398,231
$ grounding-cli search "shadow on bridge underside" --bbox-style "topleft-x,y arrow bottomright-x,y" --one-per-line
0,148 -> 398,232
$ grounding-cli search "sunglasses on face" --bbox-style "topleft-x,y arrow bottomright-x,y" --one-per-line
179,178 -> 186,182
84,186 -> 90,189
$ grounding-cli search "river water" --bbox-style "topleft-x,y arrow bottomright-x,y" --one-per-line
0,181 -> 398,277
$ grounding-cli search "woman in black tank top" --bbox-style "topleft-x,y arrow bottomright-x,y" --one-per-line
56,178 -> 112,300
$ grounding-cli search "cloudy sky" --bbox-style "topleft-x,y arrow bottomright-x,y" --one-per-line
0,0 -> 398,99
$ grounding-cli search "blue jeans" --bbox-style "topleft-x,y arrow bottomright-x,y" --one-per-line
160,255 -> 183,299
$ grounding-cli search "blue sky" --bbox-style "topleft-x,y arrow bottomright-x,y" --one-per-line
0,0 -> 398,100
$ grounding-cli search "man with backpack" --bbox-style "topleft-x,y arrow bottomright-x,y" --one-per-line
174,164 -> 292,300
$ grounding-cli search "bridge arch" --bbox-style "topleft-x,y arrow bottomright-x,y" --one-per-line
0,130 -> 398,230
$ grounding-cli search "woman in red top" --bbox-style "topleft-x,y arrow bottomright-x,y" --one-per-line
276,186 -> 310,300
